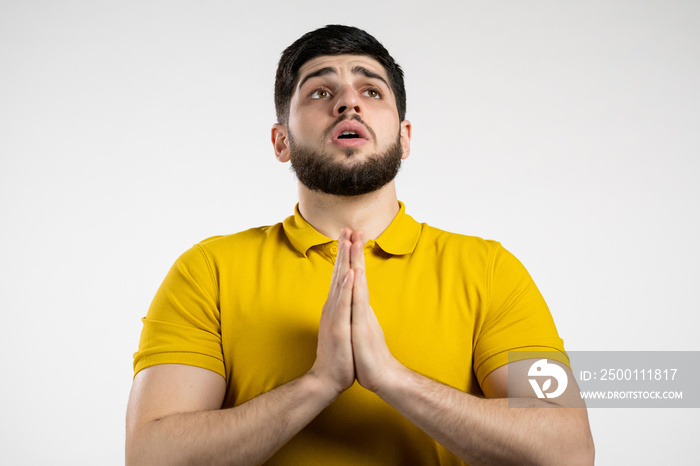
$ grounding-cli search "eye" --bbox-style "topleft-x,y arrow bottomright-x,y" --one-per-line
310,88 -> 331,99
363,88 -> 382,99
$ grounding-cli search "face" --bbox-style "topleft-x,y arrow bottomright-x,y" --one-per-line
272,55 -> 411,196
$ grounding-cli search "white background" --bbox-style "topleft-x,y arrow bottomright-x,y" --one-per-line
1,1 -> 698,464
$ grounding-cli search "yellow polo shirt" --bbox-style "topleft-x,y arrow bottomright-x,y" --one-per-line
134,202 -> 566,465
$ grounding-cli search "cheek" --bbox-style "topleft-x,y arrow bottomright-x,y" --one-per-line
287,111 -> 307,137
291,120 -> 317,139
287,97 -> 309,131
374,110 -> 401,136
289,104 -> 325,134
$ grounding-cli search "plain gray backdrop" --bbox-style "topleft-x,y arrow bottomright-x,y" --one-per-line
1,1 -> 698,464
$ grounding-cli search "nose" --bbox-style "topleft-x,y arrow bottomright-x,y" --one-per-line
333,85 -> 361,116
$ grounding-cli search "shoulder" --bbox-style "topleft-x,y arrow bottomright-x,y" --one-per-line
411,223 -> 532,283
416,223 -> 504,263
194,222 -> 287,256
167,223 -> 288,281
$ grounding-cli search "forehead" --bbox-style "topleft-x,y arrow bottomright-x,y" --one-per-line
296,54 -> 390,85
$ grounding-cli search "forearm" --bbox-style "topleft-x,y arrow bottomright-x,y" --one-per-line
126,372 -> 336,466
376,368 -> 594,466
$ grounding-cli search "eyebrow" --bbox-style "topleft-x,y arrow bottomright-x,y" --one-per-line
297,65 -> 390,91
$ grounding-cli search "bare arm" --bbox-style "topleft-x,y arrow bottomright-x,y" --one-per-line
371,361 -> 594,466
347,230 -> 594,466
126,230 -> 358,466
125,365 -> 340,466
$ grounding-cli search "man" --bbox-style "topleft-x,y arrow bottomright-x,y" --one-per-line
126,25 -> 594,465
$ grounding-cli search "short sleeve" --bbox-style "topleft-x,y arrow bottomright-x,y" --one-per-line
473,244 -> 568,385
133,244 -> 225,378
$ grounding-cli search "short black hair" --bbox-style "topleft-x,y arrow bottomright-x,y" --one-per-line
274,25 -> 406,125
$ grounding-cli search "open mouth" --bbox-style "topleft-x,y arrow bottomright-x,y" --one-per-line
329,117 -> 372,148
337,131 -> 362,139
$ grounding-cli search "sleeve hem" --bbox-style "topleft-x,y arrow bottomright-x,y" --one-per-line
134,352 -> 226,380
475,345 -> 570,386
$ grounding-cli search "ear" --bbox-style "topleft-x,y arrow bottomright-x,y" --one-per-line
271,123 -> 290,162
399,120 -> 412,160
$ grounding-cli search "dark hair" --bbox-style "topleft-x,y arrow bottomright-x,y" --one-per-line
274,25 -> 406,125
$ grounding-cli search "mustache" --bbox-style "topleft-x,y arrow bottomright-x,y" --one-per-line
322,114 -> 376,141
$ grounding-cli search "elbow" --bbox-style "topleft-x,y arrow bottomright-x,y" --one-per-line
125,424 -> 158,466
126,420 -> 192,466
579,430 -> 595,466
557,426 -> 595,466
125,435 -> 144,466
125,444 -> 139,466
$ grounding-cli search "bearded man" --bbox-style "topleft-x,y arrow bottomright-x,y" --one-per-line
126,25 -> 594,465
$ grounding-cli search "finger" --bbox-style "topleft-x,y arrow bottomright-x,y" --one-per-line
330,229 -> 351,297
351,267 -> 371,324
350,230 -> 365,270
335,237 -> 352,291
337,268 -> 354,319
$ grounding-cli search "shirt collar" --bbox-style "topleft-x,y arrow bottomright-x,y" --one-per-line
282,201 -> 421,257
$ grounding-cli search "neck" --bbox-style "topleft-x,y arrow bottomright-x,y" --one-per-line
297,181 -> 400,240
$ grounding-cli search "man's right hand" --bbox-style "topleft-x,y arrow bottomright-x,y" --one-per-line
126,231 -> 359,466
126,230 -> 360,465
307,228 -> 356,398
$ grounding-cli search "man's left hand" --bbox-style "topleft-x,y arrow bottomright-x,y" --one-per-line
347,230 -> 405,393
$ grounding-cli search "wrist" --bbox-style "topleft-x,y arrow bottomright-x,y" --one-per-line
370,359 -> 412,398
301,370 -> 347,406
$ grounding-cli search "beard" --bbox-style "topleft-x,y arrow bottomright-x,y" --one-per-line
288,134 -> 403,197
